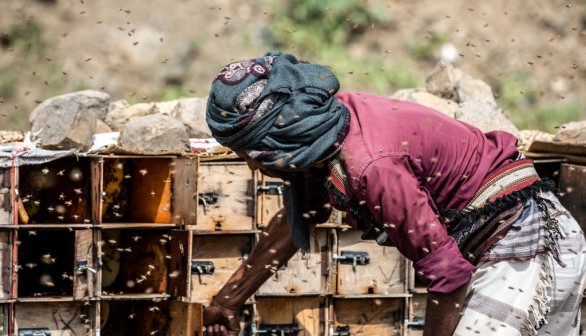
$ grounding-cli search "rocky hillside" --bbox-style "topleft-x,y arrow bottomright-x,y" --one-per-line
1,0 -> 585,131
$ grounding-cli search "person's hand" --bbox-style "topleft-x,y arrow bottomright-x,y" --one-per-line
203,302 -> 241,336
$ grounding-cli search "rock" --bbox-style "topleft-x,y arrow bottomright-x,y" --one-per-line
105,100 -> 159,132
554,121 -> 586,144
167,98 -> 212,138
29,90 -> 110,123
30,94 -> 97,151
425,61 -> 466,101
95,119 -> 113,134
118,114 -> 190,151
426,61 -> 496,106
392,89 -> 458,118
455,101 -> 519,137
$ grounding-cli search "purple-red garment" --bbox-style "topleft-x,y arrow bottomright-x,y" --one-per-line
333,92 -> 519,294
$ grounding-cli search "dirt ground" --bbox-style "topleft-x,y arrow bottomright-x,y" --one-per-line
0,0 -> 585,130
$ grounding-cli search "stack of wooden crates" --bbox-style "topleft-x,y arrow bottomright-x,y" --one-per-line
0,154 -> 582,335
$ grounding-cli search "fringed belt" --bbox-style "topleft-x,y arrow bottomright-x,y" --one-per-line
467,159 -> 540,210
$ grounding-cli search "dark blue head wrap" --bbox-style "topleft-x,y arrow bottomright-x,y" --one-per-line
206,51 -> 350,250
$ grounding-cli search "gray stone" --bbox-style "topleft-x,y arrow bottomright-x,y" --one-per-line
167,98 -> 212,138
105,100 -> 159,132
30,95 -> 98,151
118,114 -> 190,151
392,89 -> 458,118
426,61 -> 496,106
29,90 -> 110,123
425,61 -> 466,101
554,120 -> 586,144
455,101 -> 519,137
95,119 -> 113,134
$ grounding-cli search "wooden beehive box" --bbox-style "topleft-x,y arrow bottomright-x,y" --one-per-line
13,302 -> 91,336
254,296 -> 325,336
189,233 -> 253,303
98,228 -> 189,299
257,228 -> 333,296
331,298 -> 404,336
17,157 -> 92,225
256,173 -> 345,229
194,161 -> 255,232
100,301 -> 202,336
98,156 -> 175,225
336,230 -> 408,296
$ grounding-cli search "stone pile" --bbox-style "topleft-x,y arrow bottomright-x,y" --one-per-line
28,61 -> 571,152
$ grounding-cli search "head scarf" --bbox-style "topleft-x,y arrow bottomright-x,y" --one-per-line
206,51 -> 350,250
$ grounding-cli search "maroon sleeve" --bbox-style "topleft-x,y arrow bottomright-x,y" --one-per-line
361,155 -> 476,293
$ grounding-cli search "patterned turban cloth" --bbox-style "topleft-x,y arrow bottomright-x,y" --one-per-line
206,51 -> 350,250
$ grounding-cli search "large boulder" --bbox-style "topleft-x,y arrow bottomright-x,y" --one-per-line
554,120 -> 586,144
104,100 -> 159,132
118,114 -> 190,151
29,90 -> 110,123
166,98 -> 212,138
392,89 -> 458,118
426,61 -> 497,107
30,92 -> 101,151
455,101 -> 519,137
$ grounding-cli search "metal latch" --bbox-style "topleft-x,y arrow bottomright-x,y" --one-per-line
18,328 -> 51,336
191,261 -> 215,275
407,316 -> 425,329
251,323 -> 300,335
257,181 -> 284,195
333,251 -> 370,271
76,260 -> 97,274
198,192 -> 219,215
329,325 -> 350,336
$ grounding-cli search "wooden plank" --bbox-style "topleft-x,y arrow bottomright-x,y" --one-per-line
0,169 -> 11,224
195,162 -> 255,231
407,293 -> 427,336
15,302 -> 90,336
91,157 -> 103,224
73,229 -> 93,300
0,231 -> 11,300
255,296 -> 324,336
558,163 -> 586,233
336,230 -> 407,295
172,158 -> 198,225
169,301 -> 203,336
257,229 -> 331,295
168,230 -> 190,297
190,234 -> 252,303
333,298 -> 403,336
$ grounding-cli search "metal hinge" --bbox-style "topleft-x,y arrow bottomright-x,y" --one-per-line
76,260 -> 97,274
191,261 -> 215,275
407,316 -> 425,329
329,325 -> 350,336
198,192 -> 219,216
257,181 -> 284,195
18,328 -> 51,336
251,323 -> 300,335
333,251 -> 370,271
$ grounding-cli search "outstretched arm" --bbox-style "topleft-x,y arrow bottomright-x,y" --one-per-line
423,282 -> 468,336
204,208 -> 299,335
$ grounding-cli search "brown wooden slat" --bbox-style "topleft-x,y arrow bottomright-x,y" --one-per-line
172,158 -> 198,225
73,229 -> 93,300
558,163 -> 586,233
168,230 -> 190,297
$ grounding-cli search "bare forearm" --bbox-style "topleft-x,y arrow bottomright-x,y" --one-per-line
423,282 -> 468,336
213,208 -> 298,310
